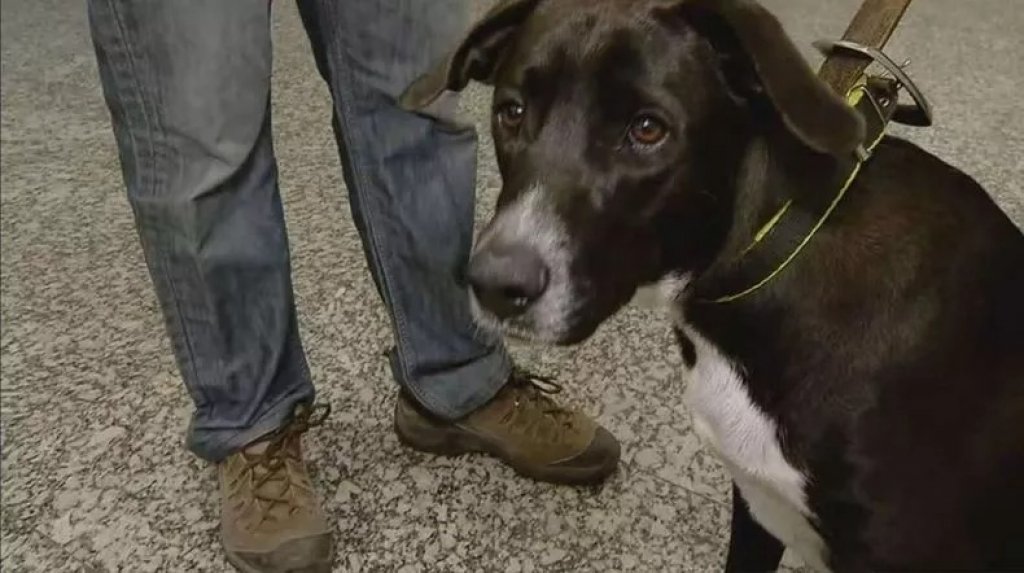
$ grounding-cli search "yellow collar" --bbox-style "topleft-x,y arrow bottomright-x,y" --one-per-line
705,82 -> 887,304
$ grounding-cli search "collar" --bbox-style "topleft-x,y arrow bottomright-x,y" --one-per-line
700,77 -> 898,304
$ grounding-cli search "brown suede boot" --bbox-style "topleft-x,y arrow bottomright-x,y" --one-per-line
394,370 -> 620,485
219,404 -> 334,573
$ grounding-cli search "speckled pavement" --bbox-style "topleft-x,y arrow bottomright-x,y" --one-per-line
1,1 -> 1020,571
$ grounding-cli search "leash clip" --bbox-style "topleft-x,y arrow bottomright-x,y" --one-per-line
814,39 -> 933,127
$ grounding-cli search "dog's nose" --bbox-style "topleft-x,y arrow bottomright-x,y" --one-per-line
468,244 -> 549,319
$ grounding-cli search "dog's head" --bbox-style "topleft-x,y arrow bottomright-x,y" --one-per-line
402,0 -> 864,344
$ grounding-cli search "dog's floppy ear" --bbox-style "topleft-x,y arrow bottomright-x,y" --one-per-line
400,0 -> 541,112
660,0 -> 864,156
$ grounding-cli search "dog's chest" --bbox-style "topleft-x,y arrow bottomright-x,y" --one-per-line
679,324 -> 829,571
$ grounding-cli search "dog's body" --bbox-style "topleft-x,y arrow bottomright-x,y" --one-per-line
675,136 -> 1024,570
665,135 -> 1024,570
403,0 -> 1024,570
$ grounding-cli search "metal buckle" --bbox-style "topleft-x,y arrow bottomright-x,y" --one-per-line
814,39 -> 933,127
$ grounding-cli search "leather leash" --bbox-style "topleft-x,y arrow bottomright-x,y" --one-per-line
818,0 -> 913,94
814,0 -> 931,128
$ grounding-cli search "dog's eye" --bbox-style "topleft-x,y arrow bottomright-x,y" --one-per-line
496,102 -> 525,129
627,115 -> 668,147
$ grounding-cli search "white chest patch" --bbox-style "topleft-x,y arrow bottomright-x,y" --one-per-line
651,275 -> 828,571
680,325 -> 828,571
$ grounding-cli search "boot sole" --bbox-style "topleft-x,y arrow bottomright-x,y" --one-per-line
223,535 -> 334,573
394,404 -> 616,486
225,551 -> 333,573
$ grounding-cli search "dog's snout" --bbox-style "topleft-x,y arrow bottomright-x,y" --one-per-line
468,244 -> 549,319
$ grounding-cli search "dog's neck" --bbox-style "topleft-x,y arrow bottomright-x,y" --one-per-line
661,121 -> 848,295
724,127 -> 844,259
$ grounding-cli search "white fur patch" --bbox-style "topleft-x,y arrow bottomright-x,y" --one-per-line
661,280 -> 828,571
630,285 -> 664,310
631,272 -> 693,311
470,185 -> 581,343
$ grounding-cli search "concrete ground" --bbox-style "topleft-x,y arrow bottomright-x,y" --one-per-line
1,0 -> 1020,571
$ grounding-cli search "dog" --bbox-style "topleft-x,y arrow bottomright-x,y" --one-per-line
401,0 -> 1024,570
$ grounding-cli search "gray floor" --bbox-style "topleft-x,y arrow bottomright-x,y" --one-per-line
1,1 -> 1021,571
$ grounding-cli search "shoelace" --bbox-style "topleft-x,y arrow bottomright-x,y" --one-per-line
501,368 -> 576,437
240,403 -> 331,525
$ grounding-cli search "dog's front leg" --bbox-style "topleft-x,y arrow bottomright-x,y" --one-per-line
725,483 -> 786,572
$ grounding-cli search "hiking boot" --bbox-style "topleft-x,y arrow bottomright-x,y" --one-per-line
394,369 -> 620,485
219,404 -> 334,573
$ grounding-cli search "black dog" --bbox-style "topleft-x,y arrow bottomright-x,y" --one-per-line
402,0 -> 1024,570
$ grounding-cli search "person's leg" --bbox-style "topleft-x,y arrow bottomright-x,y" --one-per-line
295,0 -> 510,419
88,2 -> 332,570
87,0 -> 312,462
295,0 -> 620,484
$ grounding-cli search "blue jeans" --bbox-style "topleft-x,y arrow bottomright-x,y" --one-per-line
87,0 -> 511,462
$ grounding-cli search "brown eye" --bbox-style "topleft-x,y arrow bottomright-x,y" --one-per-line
628,115 -> 668,147
497,102 -> 525,129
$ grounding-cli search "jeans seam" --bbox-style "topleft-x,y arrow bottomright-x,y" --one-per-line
325,36 -> 452,416
197,388 -> 305,462
104,0 -> 208,407
460,351 -> 511,417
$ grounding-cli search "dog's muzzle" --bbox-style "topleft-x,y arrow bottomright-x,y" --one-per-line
467,243 -> 550,319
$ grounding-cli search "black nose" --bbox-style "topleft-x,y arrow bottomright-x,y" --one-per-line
468,244 -> 549,319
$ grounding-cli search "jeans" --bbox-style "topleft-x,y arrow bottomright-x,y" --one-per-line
87,0 -> 511,462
